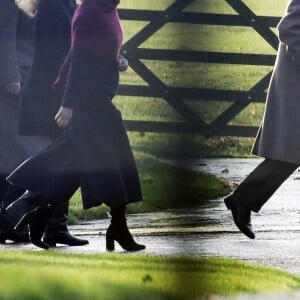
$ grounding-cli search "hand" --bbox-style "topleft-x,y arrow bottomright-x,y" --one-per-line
118,55 -> 128,72
2,82 -> 21,96
55,106 -> 73,127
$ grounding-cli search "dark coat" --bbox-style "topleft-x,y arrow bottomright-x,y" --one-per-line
252,0 -> 300,164
0,1 -> 49,174
8,49 -> 143,209
19,0 -> 76,137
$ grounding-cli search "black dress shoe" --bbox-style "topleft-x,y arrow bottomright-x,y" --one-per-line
224,194 -> 255,239
43,230 -> 89,247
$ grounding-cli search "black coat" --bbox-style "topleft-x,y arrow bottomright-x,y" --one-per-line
19,0 -> 76,137
0,1 -> 50,174
8,49 -> 143,209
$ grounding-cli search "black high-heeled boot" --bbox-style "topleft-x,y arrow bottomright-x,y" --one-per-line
106,206 -> 145,252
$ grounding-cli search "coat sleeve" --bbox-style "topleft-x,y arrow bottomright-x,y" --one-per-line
278,0 -> 300,68
61,47 -> 83,108
35,0 -> 73,79
0,0 -> 21,86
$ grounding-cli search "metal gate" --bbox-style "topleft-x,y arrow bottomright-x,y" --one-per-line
119,0 -> 281,137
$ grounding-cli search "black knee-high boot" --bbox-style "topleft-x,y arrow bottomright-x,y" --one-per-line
43,200 -> 89,247
106,206 -> 145,252
0,190 -> 51,249
0,184 -> 29,243
4,190 -> 42,227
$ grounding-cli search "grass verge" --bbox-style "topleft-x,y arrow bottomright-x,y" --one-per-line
199,257 -> 300,298
0,253 -> 298,300
68,152 -> 230,222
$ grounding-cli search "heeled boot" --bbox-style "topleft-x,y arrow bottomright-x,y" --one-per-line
106,206 -> 145,252
5,190 -> 51,249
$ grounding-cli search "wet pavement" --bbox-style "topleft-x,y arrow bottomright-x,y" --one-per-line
2,157 -> 300,299
3,158 -> 300,277
0,209 -> 205,256
195,158 -> 300,276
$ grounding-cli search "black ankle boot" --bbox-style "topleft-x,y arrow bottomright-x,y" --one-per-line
106,206 -> 145,252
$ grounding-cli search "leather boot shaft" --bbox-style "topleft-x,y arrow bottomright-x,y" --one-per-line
5,190 -> 44,227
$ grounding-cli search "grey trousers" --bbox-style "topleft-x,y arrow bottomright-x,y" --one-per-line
233,159 -> 298,212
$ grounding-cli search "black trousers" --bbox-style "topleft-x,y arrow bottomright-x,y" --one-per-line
233,158 -> 298,212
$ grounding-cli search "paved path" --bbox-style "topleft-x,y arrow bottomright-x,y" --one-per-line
196,158 -> 300,276
0,210 -> 204,256
3,158 -> 300,275
2,158 -> 300,299
194,158 -> 300,300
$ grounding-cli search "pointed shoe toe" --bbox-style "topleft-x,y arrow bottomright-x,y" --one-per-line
224,194 -> 255,239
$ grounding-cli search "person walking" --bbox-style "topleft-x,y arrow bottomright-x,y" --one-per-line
0,0 -> 145,252
224,0 -> 300,239
16,0 -> 88,247
0,0 -> 50,242
0,0 -> 87,246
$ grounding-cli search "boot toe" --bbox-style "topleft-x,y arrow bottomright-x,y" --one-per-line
43,231 -> 89,247
224,195 -> 255,239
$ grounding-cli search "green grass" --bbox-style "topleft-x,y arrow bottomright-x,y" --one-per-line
199,257 -> 300,297
0,253 -> 298,299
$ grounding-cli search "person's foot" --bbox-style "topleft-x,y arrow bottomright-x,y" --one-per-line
0,210 -> 21,243
8,229 -> 30,243
106,223 -> 145,252
224,194 -> 255,239
0,230 -> 30,244
43,230 -> 89,247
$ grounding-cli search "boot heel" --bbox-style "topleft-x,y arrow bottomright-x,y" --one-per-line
106,234 -> 115,251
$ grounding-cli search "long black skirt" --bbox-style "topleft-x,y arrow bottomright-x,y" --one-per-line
7,100 -> 143,209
